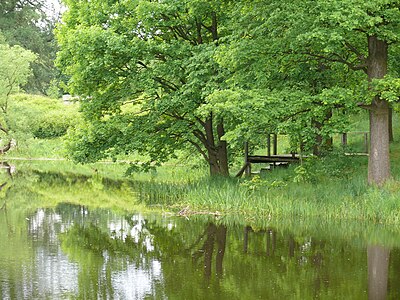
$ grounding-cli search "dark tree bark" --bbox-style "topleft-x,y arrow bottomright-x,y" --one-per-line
367,36 -> 390,186
312,110 -> 333,156
203,116 -> 229,176
312,119 -> 323,156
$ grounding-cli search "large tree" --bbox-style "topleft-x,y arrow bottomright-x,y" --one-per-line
216,0 -> 400,185
57,0 -> 234,176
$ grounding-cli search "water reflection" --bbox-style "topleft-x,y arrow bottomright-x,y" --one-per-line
4,204 -> 400,299
191,223 -> 227,280
368,245 -> 390,300
1,168 -> 400,298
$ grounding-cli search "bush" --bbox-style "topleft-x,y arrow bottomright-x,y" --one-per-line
33,111 -> 75,139
298,150 -> 365,183
10,93 -> 80,139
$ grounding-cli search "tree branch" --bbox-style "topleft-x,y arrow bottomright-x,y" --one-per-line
188,139 -> 209,161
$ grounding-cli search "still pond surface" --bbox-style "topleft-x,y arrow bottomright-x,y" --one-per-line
0,166 -> 400,299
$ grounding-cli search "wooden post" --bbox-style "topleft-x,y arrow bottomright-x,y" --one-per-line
273,134 -> 277,155
365,132 -> 369,154
244,142 -> 251,176
267,134 -> 271,157
341,133 -> 348,147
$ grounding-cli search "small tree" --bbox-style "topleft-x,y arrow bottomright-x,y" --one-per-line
0,37 -> 36,152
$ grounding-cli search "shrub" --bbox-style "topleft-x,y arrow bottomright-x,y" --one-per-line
10,93 -> 80,139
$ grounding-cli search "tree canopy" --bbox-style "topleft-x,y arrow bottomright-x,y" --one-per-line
213,0 -> 400,183
57,0 -> 236,175
57,0 -> 400,182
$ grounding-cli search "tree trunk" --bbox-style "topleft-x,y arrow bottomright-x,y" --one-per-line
389,106 -> 394,143
204,117 -> 229,176
312,119 -> 323,156
367,36 -> 390,186
369,101 -> 390,185
208,148 -> 229,176
216,121 -> 229,176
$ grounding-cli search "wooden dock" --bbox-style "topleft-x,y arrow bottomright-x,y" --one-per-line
236,155 -> 299,177
236,131 -> 369,177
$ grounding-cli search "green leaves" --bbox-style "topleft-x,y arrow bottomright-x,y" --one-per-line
370,75 -> 400,102
0,42 -> 36,99
57,0 -> 236,174
56,0 -> 400,177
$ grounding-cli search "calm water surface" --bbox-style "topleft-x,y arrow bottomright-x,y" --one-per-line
0,167 -> 399,299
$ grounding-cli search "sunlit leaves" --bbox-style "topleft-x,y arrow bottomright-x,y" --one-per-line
0,42 -> 36,99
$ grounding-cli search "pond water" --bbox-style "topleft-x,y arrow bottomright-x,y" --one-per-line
0,166 -> 400,299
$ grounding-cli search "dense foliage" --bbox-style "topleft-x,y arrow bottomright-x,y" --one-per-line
57,0 -> 236,175
56,0 -> 400,183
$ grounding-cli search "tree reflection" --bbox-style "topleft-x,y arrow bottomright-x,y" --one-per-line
243,226 -> 277,256
368,245 -> 390,300
0,163 -> 38,299
191,223 -> 227,280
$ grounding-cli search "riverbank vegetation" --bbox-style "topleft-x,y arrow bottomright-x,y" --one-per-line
4,113 -> 400,226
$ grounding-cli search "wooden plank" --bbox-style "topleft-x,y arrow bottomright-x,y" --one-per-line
248,155 -> 300,163
236,162 -> 250,177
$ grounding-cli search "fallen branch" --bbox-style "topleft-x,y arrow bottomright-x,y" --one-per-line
178,206 -> 222,218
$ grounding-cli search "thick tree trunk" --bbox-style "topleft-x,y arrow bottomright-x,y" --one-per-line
312,119 -> 323,156
312,110 -> 333,156
216,121 -> 229,176
369,100 -> 390,185
367,36 -> 390,186
204,117 -> 229,176
208,148 -> 229,176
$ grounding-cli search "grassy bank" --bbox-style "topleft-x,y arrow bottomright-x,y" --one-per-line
8,147 -> 400,226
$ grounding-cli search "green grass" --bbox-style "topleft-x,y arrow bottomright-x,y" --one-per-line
6,137 -> 400,225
